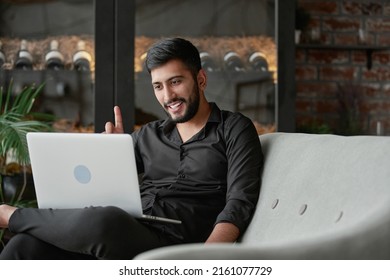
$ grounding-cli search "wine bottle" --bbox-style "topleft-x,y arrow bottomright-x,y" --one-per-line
14,40 -> 33,70
248,52 -> 268,72
223,51 -> 245,72
72,40 -> 92,71
200,51 -> 218,72
45,40 -> 65,70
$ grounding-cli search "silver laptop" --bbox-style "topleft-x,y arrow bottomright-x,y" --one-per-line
26,132 -> 181,224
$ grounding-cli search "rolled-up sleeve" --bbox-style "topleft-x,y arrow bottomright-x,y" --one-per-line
215,114 -> 263,234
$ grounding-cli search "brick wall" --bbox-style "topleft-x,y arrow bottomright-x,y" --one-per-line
295,0 -> 390,135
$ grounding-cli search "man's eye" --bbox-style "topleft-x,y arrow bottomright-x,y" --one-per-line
172,79 -> 181,85
153,84 -> 161,90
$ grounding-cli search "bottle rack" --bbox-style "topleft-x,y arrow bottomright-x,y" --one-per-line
198,51 -> 270,73
0,38 -> 95,126
0,69 -> 94,126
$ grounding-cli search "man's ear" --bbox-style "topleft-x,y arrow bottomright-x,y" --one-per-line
197,69 -> 207,90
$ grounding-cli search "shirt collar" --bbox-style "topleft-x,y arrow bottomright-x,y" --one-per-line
207,102 -> 222,124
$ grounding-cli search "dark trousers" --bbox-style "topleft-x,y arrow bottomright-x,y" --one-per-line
0,206 -> 174,260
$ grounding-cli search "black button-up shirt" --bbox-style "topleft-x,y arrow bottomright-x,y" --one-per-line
132,103 -> 263,243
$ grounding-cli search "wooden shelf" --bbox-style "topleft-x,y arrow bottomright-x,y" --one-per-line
296,44 -> 390,69
296,44 -> 390,51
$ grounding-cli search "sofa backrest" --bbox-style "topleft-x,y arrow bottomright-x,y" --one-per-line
241,133 -> 390,245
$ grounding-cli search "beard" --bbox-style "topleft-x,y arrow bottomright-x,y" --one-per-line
165,84 -> 200,124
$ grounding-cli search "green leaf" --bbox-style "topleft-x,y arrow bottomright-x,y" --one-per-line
0,82 -> 52,167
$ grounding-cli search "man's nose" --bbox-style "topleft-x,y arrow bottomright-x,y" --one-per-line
163,87 -> 176,102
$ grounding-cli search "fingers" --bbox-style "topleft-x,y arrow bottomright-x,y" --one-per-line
103,106 -> 124,134
104,122 -> 114,134
113,106 -> 124,133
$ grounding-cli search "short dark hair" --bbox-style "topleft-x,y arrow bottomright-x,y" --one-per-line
145,37 -> 201,77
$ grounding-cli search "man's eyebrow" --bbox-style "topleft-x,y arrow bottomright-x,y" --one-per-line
152,75 -> 184,84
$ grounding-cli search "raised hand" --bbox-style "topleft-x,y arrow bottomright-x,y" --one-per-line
104,106 -> 124,134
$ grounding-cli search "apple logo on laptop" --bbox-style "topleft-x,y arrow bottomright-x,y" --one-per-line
73,165 -> 91,184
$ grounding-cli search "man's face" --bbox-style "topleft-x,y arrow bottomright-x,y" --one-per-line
151,59 -> 200,123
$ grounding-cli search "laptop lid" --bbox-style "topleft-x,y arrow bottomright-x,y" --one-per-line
27,132 -> 181,224
27,132 -> 144,217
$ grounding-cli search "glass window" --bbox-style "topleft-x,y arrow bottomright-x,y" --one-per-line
134,0 -> 277,134
0,0 -> 95,132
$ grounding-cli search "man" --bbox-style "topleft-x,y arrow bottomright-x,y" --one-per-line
0,38 -> 263,259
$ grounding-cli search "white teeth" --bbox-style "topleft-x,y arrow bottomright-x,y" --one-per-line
169,101 -> 182,109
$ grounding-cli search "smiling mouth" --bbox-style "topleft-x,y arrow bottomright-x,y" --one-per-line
166,100 -> 184,112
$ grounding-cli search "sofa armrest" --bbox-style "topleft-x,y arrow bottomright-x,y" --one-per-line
135,208 -> 390,260
135,233 -> 389,260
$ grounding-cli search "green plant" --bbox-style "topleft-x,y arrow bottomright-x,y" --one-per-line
1,82 -> 53,249
0,82 -> 53,202
297,121 -> 333,134
0,83 -> 52,173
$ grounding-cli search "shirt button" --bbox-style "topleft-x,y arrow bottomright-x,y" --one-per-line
179,173 -> 186,179
180,148 -> 186,160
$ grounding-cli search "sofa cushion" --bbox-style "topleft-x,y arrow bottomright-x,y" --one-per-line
242,133 -> 390,245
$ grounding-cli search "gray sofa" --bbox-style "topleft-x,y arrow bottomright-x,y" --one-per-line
135,132 -> 390,260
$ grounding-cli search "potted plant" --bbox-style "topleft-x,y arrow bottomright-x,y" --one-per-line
0,82 -> 53,249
